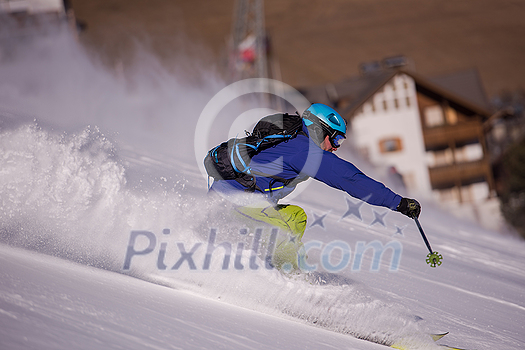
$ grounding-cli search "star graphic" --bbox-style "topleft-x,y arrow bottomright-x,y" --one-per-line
369,210 -> 388,227
309,211 -> 329,229
394,225 -> 407,236
341,197 -> 365,221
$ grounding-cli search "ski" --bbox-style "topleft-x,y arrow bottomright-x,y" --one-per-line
391,332 -> 469,350
430,332 -> 449,341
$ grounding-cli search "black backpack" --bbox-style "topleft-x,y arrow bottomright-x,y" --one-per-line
204,112 -> 305,192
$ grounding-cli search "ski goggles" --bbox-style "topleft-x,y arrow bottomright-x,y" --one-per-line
329,133 -> 346,148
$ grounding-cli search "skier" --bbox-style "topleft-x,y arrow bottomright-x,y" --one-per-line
208,103 -> 421,270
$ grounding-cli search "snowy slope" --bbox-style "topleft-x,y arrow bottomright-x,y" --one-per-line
1,124 -> 524,350
0,244 -> 387,350
1,27 -> 525,350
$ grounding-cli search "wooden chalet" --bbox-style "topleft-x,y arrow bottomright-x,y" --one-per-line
299,65 -> 496,204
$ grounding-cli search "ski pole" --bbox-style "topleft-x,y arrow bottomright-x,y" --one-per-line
414,217 -> 443,268
414,217 -> 433,254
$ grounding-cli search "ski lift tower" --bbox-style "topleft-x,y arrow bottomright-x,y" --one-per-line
230,0 -> 268,82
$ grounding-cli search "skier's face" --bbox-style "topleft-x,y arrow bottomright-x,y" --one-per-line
321,135 -> 337,152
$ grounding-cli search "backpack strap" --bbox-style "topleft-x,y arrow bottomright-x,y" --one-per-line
250,171 -> 309,193
205,113 -> 308,193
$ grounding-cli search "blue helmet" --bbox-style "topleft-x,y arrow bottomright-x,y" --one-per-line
302,103 -> 347,148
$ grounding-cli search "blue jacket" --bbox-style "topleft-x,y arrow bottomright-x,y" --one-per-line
210,122 -> 402,210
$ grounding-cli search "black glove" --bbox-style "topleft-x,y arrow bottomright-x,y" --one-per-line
396,198 -> 421,219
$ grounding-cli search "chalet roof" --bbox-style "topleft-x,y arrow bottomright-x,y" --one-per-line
298,68 -> 493,120
428,68 -> 490,111
298,71 -> 396,115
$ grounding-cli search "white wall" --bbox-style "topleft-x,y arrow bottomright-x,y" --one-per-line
0,0 -> 64,14
351,73 -> 431,197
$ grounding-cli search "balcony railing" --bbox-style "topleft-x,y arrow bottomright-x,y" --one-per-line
423,121 -> 482,150
428,159 -> 489,189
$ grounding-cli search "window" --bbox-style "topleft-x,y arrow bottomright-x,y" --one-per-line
379,138 -> 403,153
424,105 -> 445,127
445,107 -> 458,125
455,143 -> 483,162
431,149 -> 454,166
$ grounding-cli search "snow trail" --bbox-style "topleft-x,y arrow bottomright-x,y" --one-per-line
0,121 -> 435,347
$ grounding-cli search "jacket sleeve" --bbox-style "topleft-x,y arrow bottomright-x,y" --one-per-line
292,147 -> 402,210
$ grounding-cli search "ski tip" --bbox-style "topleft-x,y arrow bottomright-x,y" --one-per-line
391,333 -> 471,350
432,333 -> 471,350
430,332 -> 449,341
